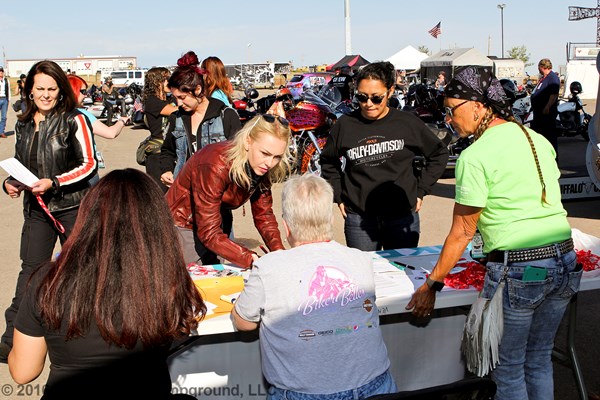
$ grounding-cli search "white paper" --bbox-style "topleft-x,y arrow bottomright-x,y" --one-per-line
0,158 -> 38,187
372,254 -> 418,298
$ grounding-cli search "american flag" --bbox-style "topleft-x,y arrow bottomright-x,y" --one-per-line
133,96 -> 143,113
428,22 -> 442,39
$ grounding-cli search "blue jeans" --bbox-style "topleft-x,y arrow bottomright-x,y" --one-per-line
267,370 -> 397,400
482,249 -> 582,400
0,97 -> 8,134
344,210 -> 420,251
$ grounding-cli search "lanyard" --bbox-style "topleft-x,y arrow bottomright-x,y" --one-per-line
35,194 -> 65,233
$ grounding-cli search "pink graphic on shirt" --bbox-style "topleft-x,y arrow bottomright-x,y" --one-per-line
298,265 -> 365,316
308,265 -> 352,298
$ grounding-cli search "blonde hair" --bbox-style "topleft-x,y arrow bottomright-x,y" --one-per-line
282,174 -> 334,243
226,115 -> 292,190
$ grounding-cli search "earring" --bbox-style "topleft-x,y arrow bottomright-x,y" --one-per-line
59,95 -> 63,101
28,94 -> 34,100
474,113 -> 479,121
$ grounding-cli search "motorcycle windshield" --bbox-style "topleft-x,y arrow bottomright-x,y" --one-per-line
318,86 -> 343,104
303,89 -> 330,107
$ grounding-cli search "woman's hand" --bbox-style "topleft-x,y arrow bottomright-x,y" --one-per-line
30,179 -> 53,195
5,179 -> 26,198
405,284 -> 436,318
161,171 -> 174,187
338,203 -> 347,218
415,197 -> 423,212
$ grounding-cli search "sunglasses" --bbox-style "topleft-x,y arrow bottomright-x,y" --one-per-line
444,100 -> 469,118
80,89 -> 88,95
354,92 -> 387,105
261,113 -> 289,127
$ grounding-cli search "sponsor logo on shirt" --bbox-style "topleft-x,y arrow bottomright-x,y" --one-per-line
298,329 -> 316,340
363,299 -> 373,312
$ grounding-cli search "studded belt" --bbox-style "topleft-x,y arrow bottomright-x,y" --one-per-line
486,238 -> 574,263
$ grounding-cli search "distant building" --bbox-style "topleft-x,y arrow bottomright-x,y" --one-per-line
4,55 -> 138,78
489,56 -> 525,82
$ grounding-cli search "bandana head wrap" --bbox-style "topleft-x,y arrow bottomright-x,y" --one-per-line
444,66 -> 512,118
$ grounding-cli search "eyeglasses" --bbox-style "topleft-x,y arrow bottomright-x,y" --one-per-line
444,100 -> 469,118
354,92 -> 387,105
261,113 -> 289,127
80,88 -> 88,95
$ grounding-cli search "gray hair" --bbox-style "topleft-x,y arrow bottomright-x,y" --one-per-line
282,174 -> 334,243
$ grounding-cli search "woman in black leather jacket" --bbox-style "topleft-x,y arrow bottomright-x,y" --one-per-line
0,60 -> 97,363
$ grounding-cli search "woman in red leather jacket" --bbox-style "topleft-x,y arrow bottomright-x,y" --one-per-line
165,113 -> 292,268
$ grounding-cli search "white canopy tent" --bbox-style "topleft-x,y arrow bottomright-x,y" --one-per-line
385,46 -> 428,71
420,48 -> 493,82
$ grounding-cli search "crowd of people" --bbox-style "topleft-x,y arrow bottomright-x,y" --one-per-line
0,54 -> 583,400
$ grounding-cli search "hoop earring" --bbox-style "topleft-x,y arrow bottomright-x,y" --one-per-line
28,94 -> 34,100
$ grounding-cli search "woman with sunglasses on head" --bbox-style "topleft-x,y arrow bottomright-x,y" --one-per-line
166,113 -> 291,268
406,66 -> 580,400
320,61 -> 449,252
0,60 -> 97,363
159,51 -> 241,187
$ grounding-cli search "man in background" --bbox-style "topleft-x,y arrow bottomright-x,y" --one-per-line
0,66 -> 9,138
531,58 -> 560,152
329,65 -> 353,101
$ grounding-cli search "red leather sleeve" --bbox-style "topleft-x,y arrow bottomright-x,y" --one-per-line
192,163 -> 256,268
251,189 -> 284,251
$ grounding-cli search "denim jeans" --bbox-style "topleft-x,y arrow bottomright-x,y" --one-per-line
266,369 -> 397,400
171,116 -> 189,178
481,248 -> 582,400
0,97 -> 8,134
344,210 -> 420,251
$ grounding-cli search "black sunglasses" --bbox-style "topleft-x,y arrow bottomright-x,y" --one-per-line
444,100 -> 469,118
261,114 -> 289,127
355,92 -> 387,105
80,88 -> 88,95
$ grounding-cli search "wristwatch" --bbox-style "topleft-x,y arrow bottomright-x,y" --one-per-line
426,276 -> 445,292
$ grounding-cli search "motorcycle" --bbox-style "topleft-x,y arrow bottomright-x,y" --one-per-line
555,81 -> 590,141
85,83 -> 142,125
273,86 -> 347,175
233,87 -> 259,125
401,82 -> 445,123
395,81 -> 458,170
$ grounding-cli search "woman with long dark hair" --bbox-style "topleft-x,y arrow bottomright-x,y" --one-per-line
0,60 -> 97,363
8,169 -> 205,399
159,51 -> 241,185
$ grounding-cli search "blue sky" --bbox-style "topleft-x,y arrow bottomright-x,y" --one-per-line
0,0 -> 597,75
